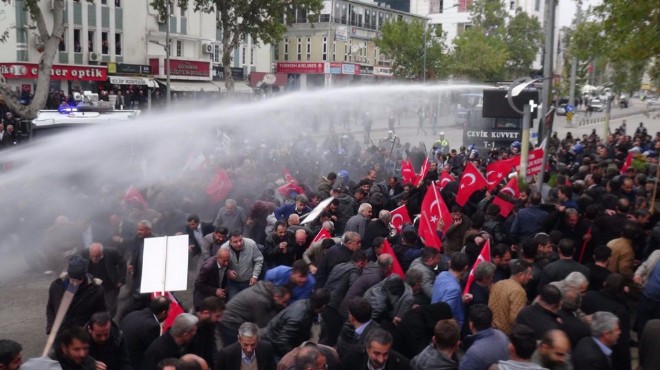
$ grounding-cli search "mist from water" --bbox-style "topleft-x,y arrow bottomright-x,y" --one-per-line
0,83 -> 488,281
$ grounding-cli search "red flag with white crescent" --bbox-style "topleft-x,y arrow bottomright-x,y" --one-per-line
123,185 -> 149,210
151,291 -> 185,333
419,182 -> 451,250
312,227 -> 332,244
456,161 -> 488,206
382,239 -> 405,278
206,169 -> 233,204
438,171 -> 454,191
492,176 -> 519,217
416,157 -> 430,186
401,159 -> 416,184
620,152 -> 633,174
486,157 -> 520,191
390,205 -> 412,233
463,240 -> 491,295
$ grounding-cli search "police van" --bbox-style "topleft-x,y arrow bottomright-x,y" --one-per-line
30,91 -> 140,140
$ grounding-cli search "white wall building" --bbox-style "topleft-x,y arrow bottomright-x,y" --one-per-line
0,0 -> 271,96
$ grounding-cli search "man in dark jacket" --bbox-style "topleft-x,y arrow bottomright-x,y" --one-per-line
264,221 -> 296,268
215,322 -> 276,370
262,289 -> 331,357
339,254 -> 393,317
186,214 -> 215,257
52,326 -> 98,370
219,281 -> 290,347
86,312 -> 131,370
143,313 -> 199,370
573,311 -> 621,370
46,255 -> 107,335
315,231 -> 362,287
444,206 -> 472,255
340,328 -> 410,370
193,248 -> 230,310
393,302 -> 453,360
120,296 -> 169,370
511,192 -> 547,243
515,284 -> 563,340
320,250 -> 368,346
482,204 -> 507,245
81,243 -> 126,318
336,297 -> 381,358
362,210 -> 391,252
186,297 -> 224,368
539,239 -> 590,287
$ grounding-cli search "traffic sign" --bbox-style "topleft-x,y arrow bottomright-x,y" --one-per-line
565,104 -> 574,112
566,111 -> 574,123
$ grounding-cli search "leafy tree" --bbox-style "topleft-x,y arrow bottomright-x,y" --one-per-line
505,8 -> 543,79
469,0 -> 507,34
154,0 -> 323,91
0,0 -> 70,119
449,27 -> 508,81
375,20 -> 447,80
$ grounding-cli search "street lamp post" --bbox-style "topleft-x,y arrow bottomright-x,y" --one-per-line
507,77 -> 540,178
165,0 -> 171,107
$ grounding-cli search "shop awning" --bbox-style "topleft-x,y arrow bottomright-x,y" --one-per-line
210,81 -> 254,93
249,72 -> 288,87
156,79 -> 220,92
109,76 -> 158,88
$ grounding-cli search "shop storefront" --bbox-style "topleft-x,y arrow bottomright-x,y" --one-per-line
275,62 -> 360,90
249,72 -> 287,93
149,58 -> 219,94
0,62 -> 107,95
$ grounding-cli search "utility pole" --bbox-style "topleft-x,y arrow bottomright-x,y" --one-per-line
537,0 -> 557,194
568,4 -> 581,108
165,0 -> 171,107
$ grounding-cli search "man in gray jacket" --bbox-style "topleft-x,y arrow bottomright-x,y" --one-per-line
408,247 -> 442,303
220,229 -> 265,299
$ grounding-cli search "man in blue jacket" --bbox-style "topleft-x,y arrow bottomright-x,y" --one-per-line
264,259 -> 315,303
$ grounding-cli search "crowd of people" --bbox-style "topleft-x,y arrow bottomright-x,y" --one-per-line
2,113 -> 660,370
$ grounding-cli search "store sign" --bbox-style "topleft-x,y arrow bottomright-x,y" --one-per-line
168,60 -> 210,78
374,66 -> 393,77
109,76 -> 150,85
276,62 -> 325,74
350,27 -> 380,40
212,65 -> 244,81
359,65 -> 373,75
115,63 -> 151,75
328,62 -> 342,74
341,63 -> 359,75
0,63 -> 107,81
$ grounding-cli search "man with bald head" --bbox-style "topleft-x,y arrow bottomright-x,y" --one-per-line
193,248 -> 230,310
532,330 -> 572,370
81,242 -> 126,317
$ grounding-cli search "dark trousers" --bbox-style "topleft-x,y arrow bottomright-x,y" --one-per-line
635,294 -> 660,334
319,307 -> 344,346
227,280 -> 250,301
219,322 -> 239,347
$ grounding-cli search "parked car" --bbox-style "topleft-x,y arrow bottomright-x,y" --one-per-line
588,99 -> 604,112
556,104 -> 567,116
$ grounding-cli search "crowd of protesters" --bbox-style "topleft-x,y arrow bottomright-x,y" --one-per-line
3,112 -> 660,370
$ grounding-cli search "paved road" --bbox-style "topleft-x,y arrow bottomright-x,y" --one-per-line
1,98 -> 658,359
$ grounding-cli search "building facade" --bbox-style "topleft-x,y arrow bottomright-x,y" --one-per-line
275,0 -> 423,89
0,0 -> 274,101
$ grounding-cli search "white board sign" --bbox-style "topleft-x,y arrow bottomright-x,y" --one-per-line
140,234 -> 189,293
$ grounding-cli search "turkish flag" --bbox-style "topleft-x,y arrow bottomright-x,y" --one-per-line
492,176 -> 520,217
151,291 -> 185,333
419,183 -> 451,250
456,162 -> 488,206
123,185 -> 148,210
416,157 -> 430,186
486,157 -> 520,191
206,169 -> 233,204
312,227 -> 332,244
620,152 -> 633,174
390,205 -> 412,233
401,159 -> 416,184
463,240 -> 491,295
382,239 -> 405,278
279,167 -> 305,197
438,171 -> 454,191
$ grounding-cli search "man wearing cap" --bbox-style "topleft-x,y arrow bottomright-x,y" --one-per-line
46,255 -> 107,335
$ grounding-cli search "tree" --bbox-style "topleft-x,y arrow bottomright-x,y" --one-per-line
154,0 -> 323,91
449,27 -> 508,81
505,8 -> 543,79
0,0 -> 68,119
375,20 -> 448,80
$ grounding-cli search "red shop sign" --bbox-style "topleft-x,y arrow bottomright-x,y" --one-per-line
0,63 -> 107,81
277,62 -> 325,74
150,59 -> 211,78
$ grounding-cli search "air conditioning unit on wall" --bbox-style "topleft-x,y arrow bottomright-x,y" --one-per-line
203,43 -> 214,54
89,52 -> 101,62
157,14 -> 168,24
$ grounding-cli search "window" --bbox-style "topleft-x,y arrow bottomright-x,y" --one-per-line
332,41 -> 336,61
59,28 -> 67,52
344,43 -> 348,61
510,1 -> 515,10
73,29 -> 81,52
101,32 -> 109,54
115,33 -> 122,55
322,36 -> 327,61
176,40 -> 182,57
242,46 -> 246,65
213,44 -> 221,63
306,37 -> 311,61
297,37 -> 302,61
101,0 -> 108,5
284,38 -> 289,60
88,30 -> 95,52
535,0 -> 540,11
250,47 -> 254,65
115,0 -> 121,7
